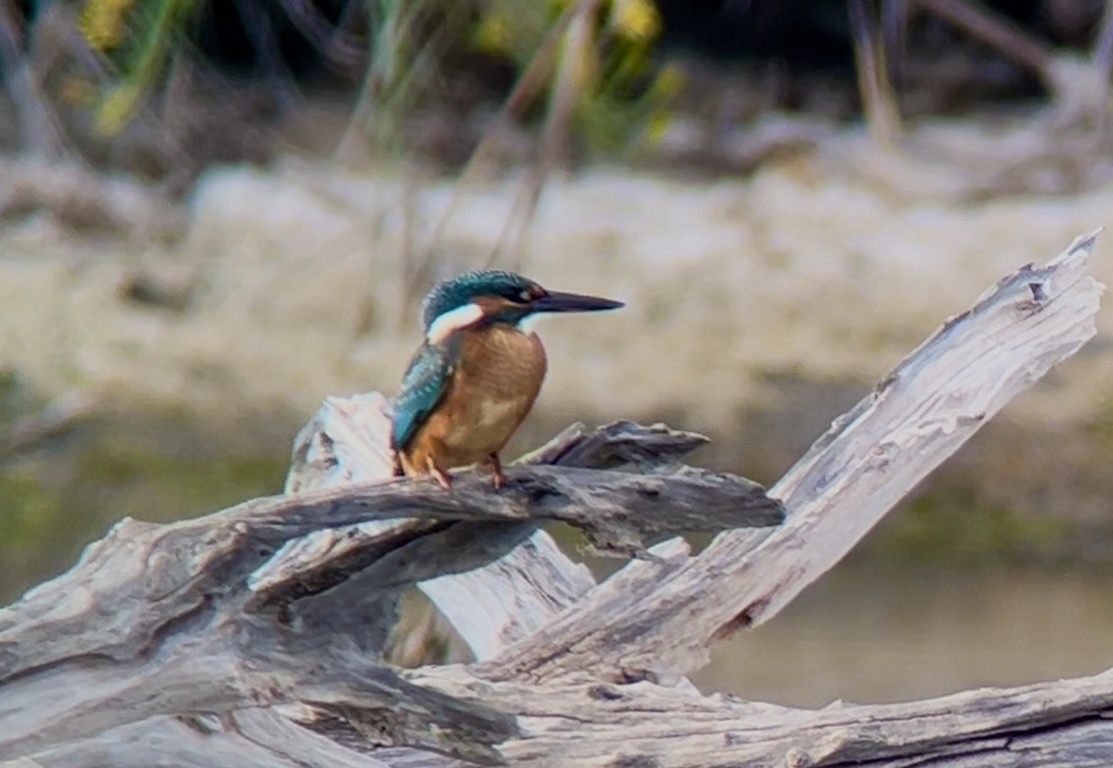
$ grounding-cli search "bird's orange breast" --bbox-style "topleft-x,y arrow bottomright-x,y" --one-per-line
401,324 -> 547,475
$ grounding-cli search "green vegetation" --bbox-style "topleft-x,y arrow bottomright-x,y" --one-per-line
81,0 -> 195,134
76,0 -> 675,155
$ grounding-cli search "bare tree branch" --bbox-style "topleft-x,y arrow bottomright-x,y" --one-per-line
480,229 -> 1104,684
0,232 -> 1105,767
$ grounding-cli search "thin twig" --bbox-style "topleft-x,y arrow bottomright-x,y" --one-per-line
0,0 -> 66,158
882,0 -> 911,85
915,0 -> 1053,86
398,0 -> 587,311
488,0 -> 598,270
1095,0 -> 1113,76
1090,0 -> 1113,137
849,0 -> 902,147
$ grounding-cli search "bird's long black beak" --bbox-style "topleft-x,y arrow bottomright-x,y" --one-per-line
530,290 -> 624,313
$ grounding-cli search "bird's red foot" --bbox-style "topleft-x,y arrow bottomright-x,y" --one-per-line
426,457 -> 453,489
391,451 -> 405,478
487,453 -> 507,489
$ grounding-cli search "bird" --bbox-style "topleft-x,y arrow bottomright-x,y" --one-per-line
390,269 -> 624,489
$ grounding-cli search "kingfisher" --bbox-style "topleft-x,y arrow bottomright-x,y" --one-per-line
390,269 -> 624,489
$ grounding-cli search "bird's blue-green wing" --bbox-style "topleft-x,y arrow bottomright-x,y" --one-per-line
391,342 -> 454,451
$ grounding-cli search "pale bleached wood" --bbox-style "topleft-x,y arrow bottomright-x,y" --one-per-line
396,663 -> 1113,767
0,446 -> 778,678
0,420 -> 777,764
18,712 -> 395,768
0,631 -> 514,763
16,657 -> 1113,767
284,392 -> 591,661
479,229 -> 1105,684
2,231 -> 1106,768
283,398 -> 709,658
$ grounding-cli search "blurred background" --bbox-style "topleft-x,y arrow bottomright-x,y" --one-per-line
3,0 -> 1113,707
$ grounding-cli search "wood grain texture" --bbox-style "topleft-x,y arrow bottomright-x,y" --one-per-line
283,398 -> 712,658
481,230 -> 1105,685
0,231 -> 1106,768
0,418 -> 778,764
408,664 -> 1113,767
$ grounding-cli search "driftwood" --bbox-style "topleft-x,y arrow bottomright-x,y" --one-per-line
0,230 -> 1106,767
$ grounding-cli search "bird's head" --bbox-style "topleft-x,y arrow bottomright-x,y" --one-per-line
421,269 -> 624,344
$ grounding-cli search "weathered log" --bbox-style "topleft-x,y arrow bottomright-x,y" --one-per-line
0,231 -> 1105,767
0,419 -> 780,762
404,664 -> 1113,767
479,229 -> 1105,685
283,399 -> 711,658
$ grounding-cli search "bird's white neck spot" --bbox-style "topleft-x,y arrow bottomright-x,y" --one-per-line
427,302 -> 484,344
517,313 -> 548,334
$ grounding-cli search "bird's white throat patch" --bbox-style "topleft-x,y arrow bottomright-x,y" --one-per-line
427,302 -> 485,344
517,313 -> 548,334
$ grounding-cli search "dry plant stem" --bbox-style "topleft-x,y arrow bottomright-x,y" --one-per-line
1091,0 -> 1113,133
0,0 -> 64,157
882,0 -> 912,80
392,167 -> 421,330
849,0 -> 902,147
401,0 -> 583,310
489,0 -> 599,271
333,63 -> 377,161
1095,0 -> 1113,76
430,1 -> 574,188
335,0 -> 432,161
915,0 -> 1053,85
276,0 -> 365,71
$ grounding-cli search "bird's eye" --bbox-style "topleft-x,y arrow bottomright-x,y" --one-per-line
518,289 -> 532,302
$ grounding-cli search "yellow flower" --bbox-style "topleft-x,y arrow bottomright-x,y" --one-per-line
79,0 -> 136,51
611,0 -> 660,42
